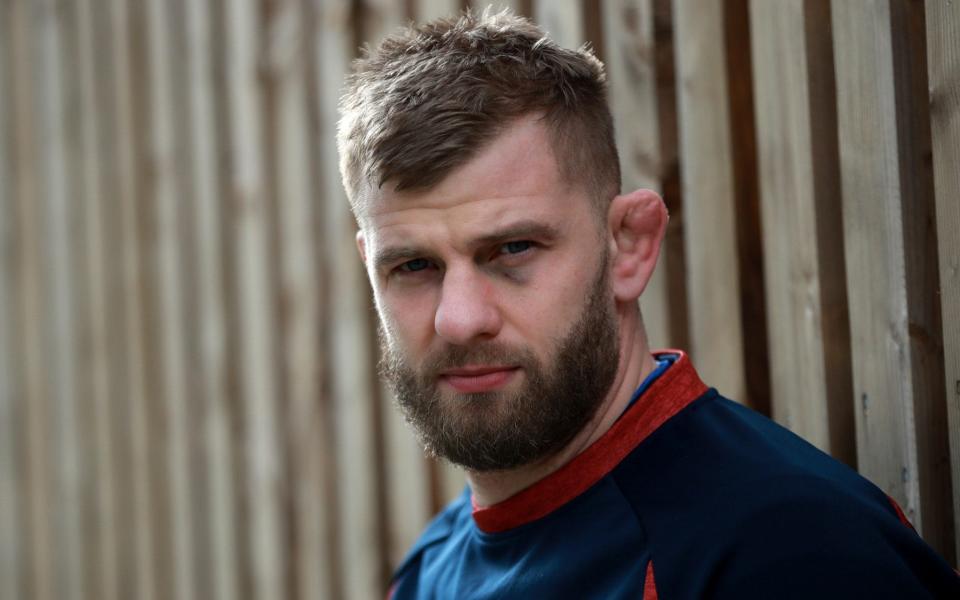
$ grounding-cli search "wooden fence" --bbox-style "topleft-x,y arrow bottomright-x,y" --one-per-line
0,0 -> 957,598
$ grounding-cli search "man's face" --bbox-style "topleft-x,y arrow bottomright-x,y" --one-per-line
359,117 -> 621,472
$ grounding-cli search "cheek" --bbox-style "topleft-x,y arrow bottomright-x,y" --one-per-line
376,289 -> 438,349
503,275 -> 587,344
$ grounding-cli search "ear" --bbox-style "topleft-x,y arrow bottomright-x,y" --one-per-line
607,189 -> 668,302
356,230 -> 368,264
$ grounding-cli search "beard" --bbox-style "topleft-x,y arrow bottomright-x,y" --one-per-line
379,253 -> 620,472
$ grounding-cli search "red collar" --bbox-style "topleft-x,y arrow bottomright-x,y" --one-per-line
471,350 -> 708,533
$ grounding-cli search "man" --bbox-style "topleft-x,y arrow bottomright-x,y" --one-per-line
337,9 -> 960,599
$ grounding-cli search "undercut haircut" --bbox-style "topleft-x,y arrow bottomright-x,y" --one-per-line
337,8 -> 621,221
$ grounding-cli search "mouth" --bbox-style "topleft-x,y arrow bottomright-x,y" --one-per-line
438,366 -> 520,394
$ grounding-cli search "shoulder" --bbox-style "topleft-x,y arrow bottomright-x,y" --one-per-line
390,487 -> 472,597
613,392 -> 960,598
701,473 -> 960,598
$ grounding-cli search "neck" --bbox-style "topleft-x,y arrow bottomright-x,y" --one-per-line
467,305 -> 656,507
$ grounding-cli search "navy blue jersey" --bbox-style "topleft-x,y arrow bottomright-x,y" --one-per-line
389,352 -> 960,599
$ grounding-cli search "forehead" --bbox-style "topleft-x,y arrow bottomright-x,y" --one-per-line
362,117 -> 593,248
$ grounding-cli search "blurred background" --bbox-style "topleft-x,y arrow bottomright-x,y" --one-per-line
1,0 -> 958,599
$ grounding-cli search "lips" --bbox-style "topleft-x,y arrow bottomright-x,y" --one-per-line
439,366 -> 520,393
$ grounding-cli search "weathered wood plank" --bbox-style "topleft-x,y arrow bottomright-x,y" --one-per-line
141,1 -> 198,597
179,0 -> 241,598
262,0 -> 334,598
10,1 -> 56,598
126,1 -> 176,596
749,0 -> 854,463
361,0 -> 406,46
603,0 -> 686,351
89,0 -> 156,597
672,0 -> 748,402
63,0 -> 119,597
222,0 -> 289,597
534,0 -> 584,48
34,1 -> 87,596
163,2 -> 214,598
416,0 -> 462,21
0,4 -> 24,598
73,0 -> 120,596
319,0 -> 390,596
926,0 -> 960,564
832,0 -> 953,559
302,0 -> 350,597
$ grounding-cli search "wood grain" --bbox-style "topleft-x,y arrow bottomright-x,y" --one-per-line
180,0 -> 243,596
11,2 -> 56,597
0,4 -> 24,598
926,0 -> 960,565
672,0 -> 748,402
832,0 -> 952,560
535,0 -> 584,48
749,0 -> 853,462
91,1 -> 157,597
416,0 -> 462,21
222,0 -> 289,597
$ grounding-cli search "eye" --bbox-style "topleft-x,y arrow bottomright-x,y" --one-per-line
398,258 -> 431,273
500,240 -> 533,255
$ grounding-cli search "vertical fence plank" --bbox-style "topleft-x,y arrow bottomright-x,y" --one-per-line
165,3 -> 214,598
37,1 -> 86,596
534,0 -> 584,48
0,3 -> 24,598
11,2 -> 56,598
46,4 -> 93,598
926,0 -> 960,564
67,0 -> 120,597
603,0 -> 687,351
88,0 -> 157,597
97,1 -> 157,597
73,1 -> 117,598
319,0 -> 389,596
305,2 -> 347,596
126,1 -> 175,595
141,0 -> 198,597
672,0 -> 748,402
262,0 -> 332,598
416,0 -> 462,21
749,0 -> 854,463
832,0 -> 953,559
179,0 -> 241,598
222,0 -> 288,597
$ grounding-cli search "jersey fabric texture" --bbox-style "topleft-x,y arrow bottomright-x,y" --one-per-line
388,351 -> 960,599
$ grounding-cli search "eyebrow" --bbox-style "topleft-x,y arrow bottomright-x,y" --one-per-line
372,220 -> 562,273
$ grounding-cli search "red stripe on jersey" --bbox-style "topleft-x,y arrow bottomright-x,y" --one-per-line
643,560 -> 659,600
472,350 -> 708,533
887,495 -> 916,531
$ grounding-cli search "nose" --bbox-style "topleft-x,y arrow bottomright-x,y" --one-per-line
434,266 -> 502,345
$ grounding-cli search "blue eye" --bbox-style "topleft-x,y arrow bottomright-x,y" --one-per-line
399,258 -> 430,272
502,240 -> 532,255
